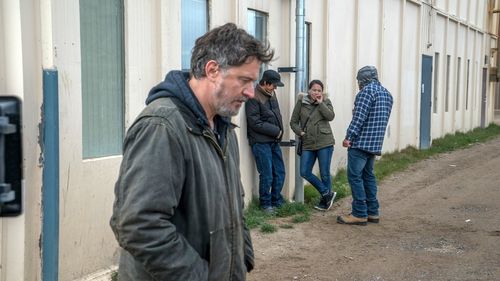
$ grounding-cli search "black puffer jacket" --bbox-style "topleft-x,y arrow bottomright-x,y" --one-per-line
245,85 -> 283,145
110,71 -> 254,281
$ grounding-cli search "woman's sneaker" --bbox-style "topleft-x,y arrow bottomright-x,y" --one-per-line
314,191 -> 337,211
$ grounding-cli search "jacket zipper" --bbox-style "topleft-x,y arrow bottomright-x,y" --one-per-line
203,130 -> 236,278
202,130 -> 225,157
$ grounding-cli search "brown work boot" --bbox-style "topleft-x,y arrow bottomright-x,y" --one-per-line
337,214 -> 367,226
367,215 -> 379,223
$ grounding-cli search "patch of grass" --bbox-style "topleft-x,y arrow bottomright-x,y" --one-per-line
304,185 -> 320,205
292,213 -> 310,223
244,200 -> 274,229
275,201 -> 309,217
260,223 -> 277,233
376,146 -> 426,180
111,271 -> 118,281
332,168 -> 349,199
244,199 -> 311,233
375,124 -> 500,182
244,124 -> 500,233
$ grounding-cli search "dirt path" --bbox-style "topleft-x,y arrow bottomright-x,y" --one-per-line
247,137 -> 500,281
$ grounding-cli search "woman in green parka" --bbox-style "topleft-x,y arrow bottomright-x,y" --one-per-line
290,80 -> 337,211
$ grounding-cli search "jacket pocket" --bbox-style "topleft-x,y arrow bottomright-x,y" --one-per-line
319,127 -> 332,134
208,227 -> 231,281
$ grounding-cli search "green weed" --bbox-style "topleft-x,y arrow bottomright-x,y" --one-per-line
291,213 -> 310,223
260,223 -> 277,233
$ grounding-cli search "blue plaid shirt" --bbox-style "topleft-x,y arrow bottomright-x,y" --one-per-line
346,80 -> 393,155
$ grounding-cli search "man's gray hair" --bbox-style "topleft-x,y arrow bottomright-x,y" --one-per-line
356,66 -> 378,89
190,23 -> 274,78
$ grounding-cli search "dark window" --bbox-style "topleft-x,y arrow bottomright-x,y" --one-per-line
445,55 -> 450,112
433,52 -> 439,113
80,0 -> 125,158
181,0 -> 209,71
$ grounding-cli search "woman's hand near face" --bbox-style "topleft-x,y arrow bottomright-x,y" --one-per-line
309,83 -> 323,104
315,94 -> 323,104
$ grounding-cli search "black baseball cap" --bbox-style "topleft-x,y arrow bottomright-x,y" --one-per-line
262,70 -> 284,87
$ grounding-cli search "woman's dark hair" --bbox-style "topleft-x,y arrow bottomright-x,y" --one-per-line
191,23 -> 275,78
308,80 -> 324,91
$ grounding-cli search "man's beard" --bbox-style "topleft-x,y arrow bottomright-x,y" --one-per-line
215,95 -> 249,117
214,85 -> 249,116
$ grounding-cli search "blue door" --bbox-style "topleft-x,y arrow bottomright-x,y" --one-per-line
420,55 -> 433,149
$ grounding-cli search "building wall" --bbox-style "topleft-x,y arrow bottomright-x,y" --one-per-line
0,0 -> 44,280
0,1 -> 26,280
0,0 -> 498,280
327,0 -> 424,167
19,1 -> 45,279
49,0 -> 121,279
327,0 -> 492,175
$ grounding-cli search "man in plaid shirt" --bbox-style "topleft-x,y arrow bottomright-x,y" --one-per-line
337,66 -> 393,225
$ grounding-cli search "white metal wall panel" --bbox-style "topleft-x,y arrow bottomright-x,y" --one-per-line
487,35 -> 494,123
444,20 -> 457,134
458,0 -> 468,21
449,0 -> 458,16
464,28 -> 476,130
472,51 -> 480,126
455,24 -> 467,130
0,2 -> 23,94
435,0 -> 446,11
381,0 -> 403,152
357,0 -> 381,67
329,0 -> 357,160
211,0 -> 237,27
478,0 -> 486,30
400,1 -> 420,147
0,1 -> 26,280
421,3 -> 432,54
432,14 -> 447,138
125,0 -> 162,130
474,32 -> 485,125
469,0 -> 478,26
306,0 -> 328,82
159,1 -> 181,90
19,0 -> 45,279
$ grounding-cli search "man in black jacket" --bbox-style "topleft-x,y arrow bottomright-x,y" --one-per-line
245,70 -> 286,213
110,23 -> 274,281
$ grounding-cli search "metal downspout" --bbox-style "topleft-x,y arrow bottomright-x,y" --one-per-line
41,0 -> 59,279
42,69 -> 59,281
294,0 -> 306,203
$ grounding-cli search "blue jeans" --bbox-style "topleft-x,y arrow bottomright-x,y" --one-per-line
300,146 -> 333,196
347,148 -> 379,218
251,142 -> 285,208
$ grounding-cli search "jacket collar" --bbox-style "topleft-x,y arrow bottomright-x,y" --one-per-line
254,84 -> 274,104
